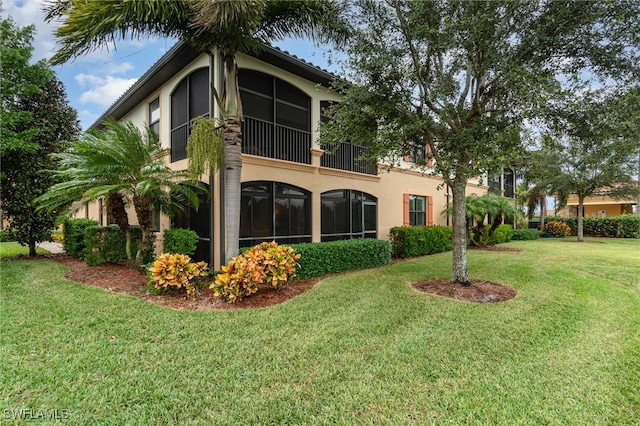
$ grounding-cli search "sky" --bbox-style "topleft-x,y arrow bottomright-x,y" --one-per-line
2,0 -> 336,130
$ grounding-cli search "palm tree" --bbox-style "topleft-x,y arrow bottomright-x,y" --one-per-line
44,0 -> 348,262
36,119 -> 203,264
443,193 -> 520,246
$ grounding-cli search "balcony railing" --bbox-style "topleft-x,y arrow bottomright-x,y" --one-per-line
242,116 -> 311,164
321,141 -> 377,175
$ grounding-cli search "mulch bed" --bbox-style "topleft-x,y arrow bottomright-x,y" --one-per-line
52,255 -> 322,310
412,278 -> 517,303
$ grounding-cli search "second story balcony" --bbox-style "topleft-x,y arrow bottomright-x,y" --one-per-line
242,116 -> 311,164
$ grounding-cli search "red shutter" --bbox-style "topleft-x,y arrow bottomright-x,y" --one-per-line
427,196 -> 434,226
403,193 -> 410,226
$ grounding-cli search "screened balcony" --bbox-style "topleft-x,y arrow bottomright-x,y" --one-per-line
241,116 -> 311,164
239,69 -> 311,165
321,141 -> 377,175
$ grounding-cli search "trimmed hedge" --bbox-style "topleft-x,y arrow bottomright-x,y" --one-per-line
163,228 -> 199,256
511,229 -> 540,241
388,225 -> 453,258
290,239 -> 392,280
487,224 -> 514,245
63,218 -> 99,258
83,225 -> 147,265
545,215 -> 640,238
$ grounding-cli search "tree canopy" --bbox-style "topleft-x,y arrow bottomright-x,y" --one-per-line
0,16 -> 80,255
320,0 -> 640,284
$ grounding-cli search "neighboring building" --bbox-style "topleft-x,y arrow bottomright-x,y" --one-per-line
78,42 -> 488,268
557,190 -> 637,218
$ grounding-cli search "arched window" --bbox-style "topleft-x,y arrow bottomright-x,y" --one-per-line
239,70 -> 311,164
170,68 -> 209,162
321,190 -> 377,241
240,181 -> 311,247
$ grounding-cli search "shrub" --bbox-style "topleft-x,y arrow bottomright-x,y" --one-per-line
486,224 -> 514,245
82,226 -> 147,265
211,255 -> 260,303
0,228 -> 18,242
617,214 -> 640,238
149,253 -> 208,299
543,220 -> 571,238
162,228 -> 199,256
511,229 -> 540,241
545,216 -> 577,235
212,242 -> 300,303
545,215 -> 639,238
63,218 -> 99,258
51,229 -> 64,242
246,241 -> 300,290
291,239 -> 392,280
388,226 -> 453,258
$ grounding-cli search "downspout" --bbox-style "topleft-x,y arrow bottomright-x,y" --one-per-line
208,51 -> 216,268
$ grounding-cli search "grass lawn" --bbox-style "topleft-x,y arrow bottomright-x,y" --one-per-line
1,238 -> 639,424
0,242 -> 50,258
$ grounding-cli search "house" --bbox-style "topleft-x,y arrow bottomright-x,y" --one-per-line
78,41 -> 488,269
556,188 -> 637,218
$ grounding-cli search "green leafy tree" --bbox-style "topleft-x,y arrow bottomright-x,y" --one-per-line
541,90 -> 639,242
320,0 -> 640,284
37,119 -> 203,264
0,16 -> 80,255
44,0 -> 348,262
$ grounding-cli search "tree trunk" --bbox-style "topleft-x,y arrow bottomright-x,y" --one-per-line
539,196 -> 546,231
221,53 -> 242,263
223,117 -> 242,262
106,192 -> 131,260
28,241 -> 36,256
577,195 -> 585,242
133,194 -> 153,265
451,176 -> 470,285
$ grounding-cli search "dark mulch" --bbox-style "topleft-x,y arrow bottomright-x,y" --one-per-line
52,255 -> 322,310
412,278 -> 517,303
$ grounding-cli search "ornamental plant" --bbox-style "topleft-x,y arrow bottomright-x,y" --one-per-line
211,242 -> 300,303
543,220 -> 571,238
148,253 -> 208,299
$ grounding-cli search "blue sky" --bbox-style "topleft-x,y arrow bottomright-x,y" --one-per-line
2,0 -> 336,130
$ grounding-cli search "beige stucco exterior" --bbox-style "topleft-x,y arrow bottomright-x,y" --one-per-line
560,193 -> 635,218
79,47 -> 488,269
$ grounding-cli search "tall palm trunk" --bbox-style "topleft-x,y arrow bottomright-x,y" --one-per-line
106,192 -> 132,260
223,118 -> 242,262
451,176 -> 470,285
222,54 -> 242,262
132,193 -> 153,264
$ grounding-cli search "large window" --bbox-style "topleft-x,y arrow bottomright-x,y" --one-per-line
170,68 -> 209,162
240,181 -> 311,247
321,190 -> 377,241
409,195 -> 426,226
239,70 -> 311,163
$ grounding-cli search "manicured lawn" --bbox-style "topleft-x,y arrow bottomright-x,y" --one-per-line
1,238 -> 639,424
0,242 -> 49,258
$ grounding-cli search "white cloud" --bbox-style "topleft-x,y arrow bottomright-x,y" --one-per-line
3,0 -> 58,61
75,74 -> 138,107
